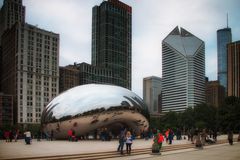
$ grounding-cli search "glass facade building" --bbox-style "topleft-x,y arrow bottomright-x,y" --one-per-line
217,28 -> 232,93
143,76 -> 162,116
92,0 -> 132,89
162,27 -> 205,112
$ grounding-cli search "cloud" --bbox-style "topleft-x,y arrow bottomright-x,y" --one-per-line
23,0 -> 94,66
18,0 -> 240,97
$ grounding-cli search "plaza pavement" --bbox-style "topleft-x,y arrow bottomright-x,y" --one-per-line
107,142 -> 240,160
0,135 -> 238,159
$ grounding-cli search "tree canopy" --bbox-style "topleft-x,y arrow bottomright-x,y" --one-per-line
150,96 -> 240,133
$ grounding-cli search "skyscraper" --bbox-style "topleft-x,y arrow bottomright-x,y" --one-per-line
1,23 -> 59,124
206,80 -> 225,107
227,41 -> 240,97
92,0 -> 132,89
0,0 -> 25,44
0,0 -> 25,92
217,28 -> 232,93
0,0 -> 59,125
162,27 -> 205,112
143,76 -> 162,116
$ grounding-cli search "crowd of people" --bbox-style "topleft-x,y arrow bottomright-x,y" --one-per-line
0,127 -> 239,155
1,129 -> 20,142
0,128 -> 55,144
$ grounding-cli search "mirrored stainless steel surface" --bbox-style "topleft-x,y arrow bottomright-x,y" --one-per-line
41,84 -> 149,139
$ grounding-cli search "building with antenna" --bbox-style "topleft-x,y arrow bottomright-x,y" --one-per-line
217,14 -> 232,94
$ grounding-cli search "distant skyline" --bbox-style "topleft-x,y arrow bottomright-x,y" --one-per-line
1,0 -> 239,97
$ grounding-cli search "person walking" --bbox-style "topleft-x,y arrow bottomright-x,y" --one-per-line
125,131 -> 133,154
24,130 -> 32,145
117,128 -> 126,155
228,130 -> 233,145
168,129 -> 174,144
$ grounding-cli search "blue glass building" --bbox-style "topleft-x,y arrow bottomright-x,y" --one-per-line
217,28 -> 232,93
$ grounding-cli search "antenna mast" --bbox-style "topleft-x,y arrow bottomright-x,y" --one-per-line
227,13 -> 228,28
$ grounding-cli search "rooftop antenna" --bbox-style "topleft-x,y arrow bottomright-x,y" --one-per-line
227,13 -> 228,28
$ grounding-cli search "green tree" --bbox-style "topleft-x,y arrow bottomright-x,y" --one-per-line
180,107 -> 195,130
193,103 -> 217,129
218,96 -> 240,132
160,111 -> 179,130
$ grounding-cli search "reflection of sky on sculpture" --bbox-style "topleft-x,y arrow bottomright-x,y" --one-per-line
45,84 -> 143,119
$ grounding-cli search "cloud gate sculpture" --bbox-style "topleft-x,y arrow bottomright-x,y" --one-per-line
41,84 -> 149,139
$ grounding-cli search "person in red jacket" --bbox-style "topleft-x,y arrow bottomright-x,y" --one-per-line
68,129 -> 72,141
157,132 -> 164,150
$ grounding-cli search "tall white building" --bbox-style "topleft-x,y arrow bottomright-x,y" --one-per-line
143,76 -> 162,116
0,0 -> 59,125
162,26 -> 205,112
1,23 -> 59,124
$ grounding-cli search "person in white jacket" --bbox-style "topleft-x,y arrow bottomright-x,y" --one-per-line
24,130 -> 31,144
125,131 -> 133,154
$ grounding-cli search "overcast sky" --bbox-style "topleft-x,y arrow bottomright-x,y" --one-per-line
1,0 -> 239,97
